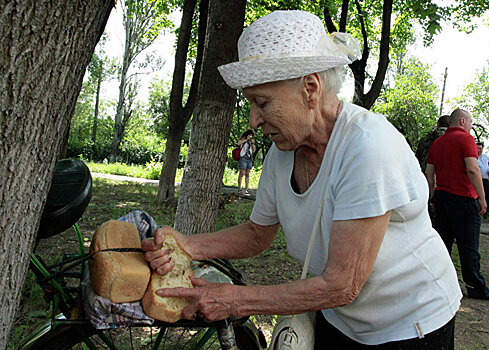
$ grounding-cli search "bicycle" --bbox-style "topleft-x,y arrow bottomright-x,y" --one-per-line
15,159 -> 267,349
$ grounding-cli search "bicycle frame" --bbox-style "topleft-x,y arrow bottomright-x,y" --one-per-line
24,224 -> 247,350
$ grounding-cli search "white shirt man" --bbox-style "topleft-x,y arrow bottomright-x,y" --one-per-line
477,142 -> 489,180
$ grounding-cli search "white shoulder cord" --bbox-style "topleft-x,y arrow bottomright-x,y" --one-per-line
300,110 -> 364,280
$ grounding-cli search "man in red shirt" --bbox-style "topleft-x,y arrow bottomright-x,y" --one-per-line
426,108 -> 489,300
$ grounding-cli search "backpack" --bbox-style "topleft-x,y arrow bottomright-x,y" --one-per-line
232,146 -> 241,161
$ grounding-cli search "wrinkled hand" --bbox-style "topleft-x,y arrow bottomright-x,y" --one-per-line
141,226 -> 188,275
156,277 -> 241,323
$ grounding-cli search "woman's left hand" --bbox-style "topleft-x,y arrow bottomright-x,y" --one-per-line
155,277 -> 241,322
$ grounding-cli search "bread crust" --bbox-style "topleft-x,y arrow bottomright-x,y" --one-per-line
141,234 -> 194,322
89,220 -> 150,303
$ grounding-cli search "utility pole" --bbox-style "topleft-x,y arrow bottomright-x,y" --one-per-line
439,67 -> 448,116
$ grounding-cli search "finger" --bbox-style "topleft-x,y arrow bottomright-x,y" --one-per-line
144,248 -> 169,264
155,260 -> 174,276
190,277 -> 209,287
141,237 -> 160,252
153,226 -> 173,245
156,287 -> 197,299
182,304 -> 200,320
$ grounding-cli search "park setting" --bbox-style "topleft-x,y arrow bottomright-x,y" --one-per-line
2,1 -> 489,349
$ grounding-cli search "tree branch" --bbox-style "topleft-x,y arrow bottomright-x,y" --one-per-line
363,0 -> 393,109
354,0 -> 368,56
169,0 -> 198,119
323,0 -> 338,33
183,0 -> 209,121
339,0 -> 349,32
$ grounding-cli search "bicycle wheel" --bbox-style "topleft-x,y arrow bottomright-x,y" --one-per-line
19,320 -> 264,350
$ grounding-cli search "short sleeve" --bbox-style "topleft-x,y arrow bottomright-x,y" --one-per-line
332,121 -> 421,220
250,146 -> 280,225
462,135 -> 478,159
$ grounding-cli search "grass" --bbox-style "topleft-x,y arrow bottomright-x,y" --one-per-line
85,161 -> 262,189
9,177 -> 298,349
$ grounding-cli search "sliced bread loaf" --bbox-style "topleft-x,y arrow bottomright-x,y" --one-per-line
141,234 -> 194,322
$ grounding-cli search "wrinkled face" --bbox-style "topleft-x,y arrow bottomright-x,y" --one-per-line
243,80 -> 309,151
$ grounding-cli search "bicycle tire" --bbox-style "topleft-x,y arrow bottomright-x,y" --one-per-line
20,320 -> 264,350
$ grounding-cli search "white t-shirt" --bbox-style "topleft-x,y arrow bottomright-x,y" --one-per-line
478,153 -> 489,179
250,102 -> 461,345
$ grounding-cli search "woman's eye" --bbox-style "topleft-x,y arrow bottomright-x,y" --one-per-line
255,98 -> 267,107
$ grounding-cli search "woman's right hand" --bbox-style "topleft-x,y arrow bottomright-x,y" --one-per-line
141,226 -> 188,275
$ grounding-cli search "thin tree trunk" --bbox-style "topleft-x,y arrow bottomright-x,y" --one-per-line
157,126 -> 185,205
92,74 -> 102,144
174,0 -> 246,235
157,0 -> 208,205
0,1 -> 113,346
109,14 -> 132,163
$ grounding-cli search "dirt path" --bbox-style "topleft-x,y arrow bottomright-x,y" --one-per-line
456,226 -> 489,349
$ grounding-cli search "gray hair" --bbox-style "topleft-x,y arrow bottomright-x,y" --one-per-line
289,67 -> 344,94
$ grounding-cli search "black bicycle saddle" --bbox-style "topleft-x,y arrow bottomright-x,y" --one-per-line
37,159 -> 92,240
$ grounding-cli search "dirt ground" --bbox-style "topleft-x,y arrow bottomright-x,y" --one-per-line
15,178 -> 489,349
455,225 -> 489,350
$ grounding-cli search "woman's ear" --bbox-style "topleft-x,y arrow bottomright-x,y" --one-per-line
302,73 -> 322,109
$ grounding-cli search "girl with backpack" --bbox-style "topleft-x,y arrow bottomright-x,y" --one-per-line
237,129 -> 255,195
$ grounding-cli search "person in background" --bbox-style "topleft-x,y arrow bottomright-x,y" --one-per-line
415,114 -> 449,173
237,129 -> 255,195
144,10 -> 462,349
477,141 -> 489,208
416,115 -> 449,221
426,108 -> 489,300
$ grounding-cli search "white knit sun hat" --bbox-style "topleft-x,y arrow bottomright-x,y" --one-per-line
218,10 -> 361,89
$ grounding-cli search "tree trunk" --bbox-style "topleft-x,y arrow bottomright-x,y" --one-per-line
157,0 -> 208,205
174,0 -> 246,235
157,125 -> 185,205
92,74 -> 102,144
0,1 -> 113,347
109,14 -> 132,163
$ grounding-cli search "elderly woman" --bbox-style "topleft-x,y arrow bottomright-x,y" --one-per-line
143,10 -> 461,349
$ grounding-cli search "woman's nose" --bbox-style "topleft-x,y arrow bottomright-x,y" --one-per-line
249,107 -> 264,129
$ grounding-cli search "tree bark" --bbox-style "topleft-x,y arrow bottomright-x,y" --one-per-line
360,0 -> 392,109
92,74 -> 102,144
157,0 -> 208,205
0,0 -> 113,346
174,0 -> 246,235
109,13 -> 132,163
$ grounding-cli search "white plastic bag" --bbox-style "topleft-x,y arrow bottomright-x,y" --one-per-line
269,312 -> 316,350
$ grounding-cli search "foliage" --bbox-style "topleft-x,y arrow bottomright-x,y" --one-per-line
147,76 -> 192,144
69,90 -> 167,164
372,57 -> 439,150
109,0 -> 175,162
228,91 -> 271,168
68,79 -> 115,160
450,1 -> 489,32
450,64 -> 489,141
119,104 -> 167,163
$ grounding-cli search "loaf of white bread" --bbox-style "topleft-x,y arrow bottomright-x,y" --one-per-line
141,234 -> 194,323
89,220 -> 150,303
